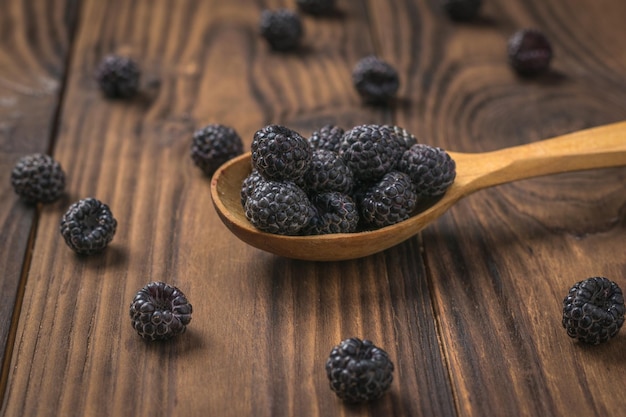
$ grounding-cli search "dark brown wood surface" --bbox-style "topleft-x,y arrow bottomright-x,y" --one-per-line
0,0 -> 79,395
1,0 -> 625,416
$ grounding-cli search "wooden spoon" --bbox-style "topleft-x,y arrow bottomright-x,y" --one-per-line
210,121 -> 626,261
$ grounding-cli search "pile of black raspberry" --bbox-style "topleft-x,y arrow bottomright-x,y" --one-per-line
241,123 -> 456,235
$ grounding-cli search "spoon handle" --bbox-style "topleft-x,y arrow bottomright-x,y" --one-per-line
451,121 -> 626,192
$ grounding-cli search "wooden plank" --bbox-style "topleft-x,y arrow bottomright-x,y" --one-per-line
0,0 -> 79,400
1,1 -> 455,416
365,0 -> 626,415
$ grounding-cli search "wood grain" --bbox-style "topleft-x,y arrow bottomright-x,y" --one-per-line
1,1 -> 452,416
365,0 -> 626,415
1,0 -> 626,416
0,0 -> 78,399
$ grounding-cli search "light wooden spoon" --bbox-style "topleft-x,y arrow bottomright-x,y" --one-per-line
210,121 -> 626,261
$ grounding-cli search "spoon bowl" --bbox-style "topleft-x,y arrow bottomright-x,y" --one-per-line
211,122 -> 626,261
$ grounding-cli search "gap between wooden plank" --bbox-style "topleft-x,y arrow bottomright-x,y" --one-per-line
0,0 -> 83,407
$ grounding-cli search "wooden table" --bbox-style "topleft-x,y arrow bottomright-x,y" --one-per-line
1,0 -> 625,416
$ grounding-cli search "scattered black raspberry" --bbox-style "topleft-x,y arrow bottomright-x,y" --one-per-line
442,0 -> 482,21
296,0 -> 336,15
339,124 -> 405,182
240,169 -> 264,207
130,281 -> 193,341
398,144 -> 456,197
359,171 -> 417,227
244,179 -> 314,235
301,149 -> 354,194
308,124 -> 345,153
95,54 -> 140,98
385,125 -> 418,149
302,192 -> 359,235
10,153 -> 65,203
191,124 -> 244,176
259,9 -> 303,51
352,56 -> 399,104
60,198 -> 117,255
507,29 -> 553,76
562,277 -> 625,345
325,337 -> 394,403
251,124 -> 312,181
